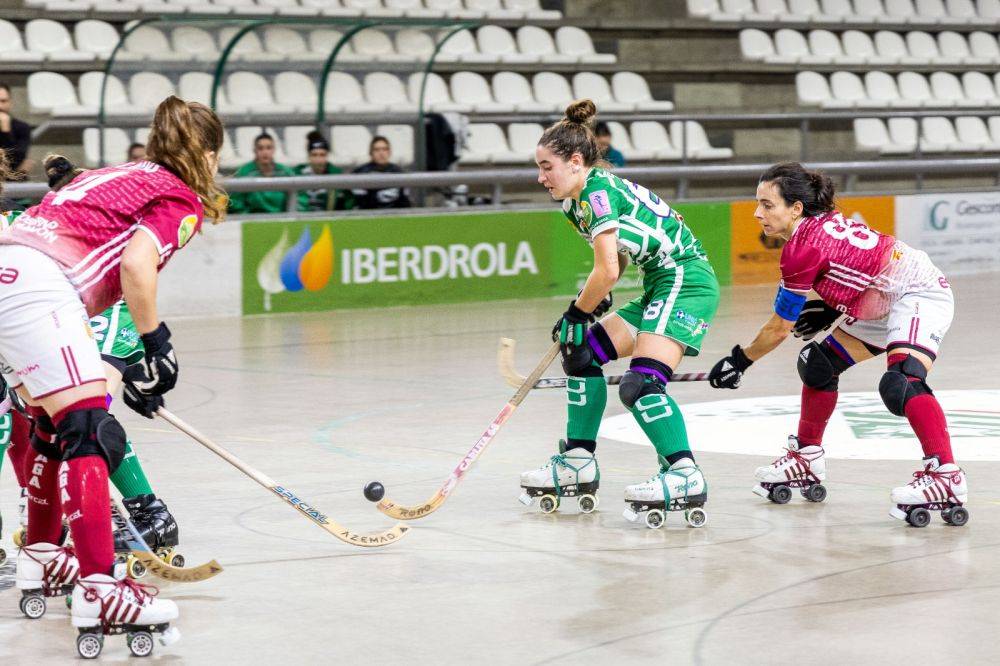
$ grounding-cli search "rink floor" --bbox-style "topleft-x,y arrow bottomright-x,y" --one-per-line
2,275 -> 1000,664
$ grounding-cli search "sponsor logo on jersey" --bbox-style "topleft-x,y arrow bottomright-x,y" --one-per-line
10,214 -> 59,244
177,214 -> 197,248
578,200 -> 593,228
588,190 -> 612,218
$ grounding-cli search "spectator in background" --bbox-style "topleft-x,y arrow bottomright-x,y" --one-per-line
595,121 -> 625,168
293,130 -> 354,212
127,142 -> 146,162
352,135 -> 411,209
0,83 -> 32,178
229,132 -> 307,214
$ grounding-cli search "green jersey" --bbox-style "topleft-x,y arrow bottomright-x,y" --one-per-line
562,168 -> 708,277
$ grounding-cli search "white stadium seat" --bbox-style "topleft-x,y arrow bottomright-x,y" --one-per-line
853,0 -> 895,22
712,0 -> 755,21
83,128 -> 130,167
27,71 -> 87,115
323,71 -> 384,113
946,0 -> 987,20
572,72 -> 634,112
437,28 -> 496,63
922,116 -> 979,150
213,0 -> 275,14
976,0 -> 1000,18
630,121 -> 683,160
274,71 -> 318,113
810,29 -> 863,64
787,0 -> 839,20
915,0 -> 966,23
120,25 -> 190,62
179,71 -> 246,113
173,26 -> 219,62
375,124 -> 414,165
669,121 -> 733,159
505,0 -> 560,19
227,72 -> 296,114
532,72 -> 574,110
395,29 -> 435,60
768,29 -> 829,64
264,27 -> 323,62
407,72 -> 472,113
938,30 -> 988,64
331,125 -> 372,167
25,19 -> 93,62
364,72 -> 417,112
828,71 -> 881,107
796,71 -> 833,106
886,117 -> 921,151
352,29 -> 410,62
968,31 -> 1000,62
507,122 -> 545,157
606,121 -> 654,161
516,26 -> 576,64
740,29 -> 775,61
612,72 -> 674,111
864,70 -> 909,106
460,123 -> 520,164
955,116 -> 1000,150
384,0 -> 444,17
854,117 -> 912,154
425,0 -> 481,18
450,71 -> 514,112
73,20 -> 119,59
555,26 -> 615,64
492,71 -> 553,112
343,0 -> 399,17
464,0 -> 523,19
0,20 -> 43,62
818,0 -> 857,21
258,0 -> 318,15
884,0 -> 920,21
962,71 -> 1000,105
842,30 -> 894,64
79,71 -> 141,116
309,29 -> 361,62
930,71 -> 978,106
905,31 -> 945,64
282,126 -> 314,165
478,25 -> 537,63
299,0 -> 361,16
168,0 -> 218,12
687,0 -> 718,17
898,71 -> 949,106
874,30 -> 922,64
989,115 -> 1000,144
128,71 -> 176,112
218,26 -> 284,62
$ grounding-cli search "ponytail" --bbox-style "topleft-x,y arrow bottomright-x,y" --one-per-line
43,154 -> 86,191
759,162 -> 836,217
146,96 -> 226,222
538,98 -> 602,167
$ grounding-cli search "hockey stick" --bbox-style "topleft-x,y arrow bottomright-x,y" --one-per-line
156,408 -> 409,548
497,338 -> 709,389
113,499 -> 223,583
375,341 -> 560,520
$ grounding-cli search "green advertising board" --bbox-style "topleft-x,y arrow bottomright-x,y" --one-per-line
242,205 -> 732,315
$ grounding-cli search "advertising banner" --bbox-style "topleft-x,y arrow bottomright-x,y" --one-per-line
730,195 -> 895,285
895,191 -> 1000,276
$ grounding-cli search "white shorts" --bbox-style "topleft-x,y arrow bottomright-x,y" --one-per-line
839,281 -> 954,359
0,245 -> 105,399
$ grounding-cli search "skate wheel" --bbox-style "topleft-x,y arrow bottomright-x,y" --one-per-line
685,507 -> 708,528
77,632 -> 104,659
170,553 -> 185,568
945,506 -> 969,527
804,484 -> 827,503
539,494 -> 559,514
20,593 -> 46,619
127,555 -> 147,579
907,507 -> 931,528
0,547 -> 6,566
644,509 -> 665,529
128,631 -> 155,657
770,485 -> 792,505
578,494 -> 598,514
12,527 -> 24,548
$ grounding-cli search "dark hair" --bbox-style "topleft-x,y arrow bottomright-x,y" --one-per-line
43,154 -> 85,191
128,142 -> 144,152
0,149 -> 9,189
759,162 -> 835,217
594,121 -> 611,137
254,132 -> 274,147
369,135 -> 390,151
538,99 -> 601,166
0,83 -> 10,95
307,130 -> 329,152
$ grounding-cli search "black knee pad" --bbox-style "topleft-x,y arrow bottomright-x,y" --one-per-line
563,324 -> 619,377
57,409 -> 128,473
878,355 -> 932,416
619,357 -> 672,409
797,339 -> 853,392
29,412 -> 61,461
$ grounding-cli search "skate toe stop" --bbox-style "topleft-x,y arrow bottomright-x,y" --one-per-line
159,626 -> 181,647
751,485 -> 769,498
622,508 -> 638,522
889,507 -> 907,521
517,492 -> 533,506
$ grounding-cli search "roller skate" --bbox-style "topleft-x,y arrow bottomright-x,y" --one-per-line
72,573 -> 180,659
113,495 -> 183,579
752,436 -> 827,504
15,543 -> 80,619
518,440 -> 600,514
623,457 -> 708,529
11,487 -> 27,548
889,456 -> 969,527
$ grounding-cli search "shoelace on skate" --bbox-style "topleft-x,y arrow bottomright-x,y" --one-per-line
546,454 -> 590,495
908,468 -> 959,502
771,448 -> 821,483
83,577 -> 159,605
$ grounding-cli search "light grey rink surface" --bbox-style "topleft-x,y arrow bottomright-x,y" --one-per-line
2,275 -> 1000,664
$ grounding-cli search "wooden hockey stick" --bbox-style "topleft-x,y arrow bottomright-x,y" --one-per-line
375,341 -> 560,520
114,498 -> 224,583
157,408 -> 409,547
497,337 -> 709,389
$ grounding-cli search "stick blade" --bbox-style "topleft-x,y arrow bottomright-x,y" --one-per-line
497,337 -> 527,388
130,552 -> 224,583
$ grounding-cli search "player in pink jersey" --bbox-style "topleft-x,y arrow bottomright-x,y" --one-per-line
0,96 -> 226,657
707,162 -> 967,528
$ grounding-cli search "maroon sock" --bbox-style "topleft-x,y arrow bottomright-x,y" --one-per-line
7,411 -> 32,488
52,397 -> 115,578
904,394 -> 954,465
24,451 -> 63,546
797,386 -> 838,446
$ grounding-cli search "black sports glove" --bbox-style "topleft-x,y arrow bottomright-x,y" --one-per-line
709,345 -> 754,389
122,374 -> 165,419
131,322 -> 178,396
551,302 -> 591,346
591,292 -> 613,320
792,299 -> 841,341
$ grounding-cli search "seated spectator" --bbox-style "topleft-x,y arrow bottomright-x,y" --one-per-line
293,131 -> 354,212
0,83 -> 32,179
352,135 -> 411,209
595,121 -> 625,168
127,142 -> 146,162
229,132 -> 306,214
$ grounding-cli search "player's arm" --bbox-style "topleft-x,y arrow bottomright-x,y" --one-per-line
120,232 -> 160,335
576,230 -> 619,313
743,286 -> 807,361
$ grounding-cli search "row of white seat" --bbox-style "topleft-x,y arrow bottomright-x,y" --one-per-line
690,0 -> 1000,24
797,70 -> 1000,107
84,119 -> 732,169
854,115 -> 1000,153
28,0 -> 559,20
0,21 -> 611,65
742,28 -> 1000,65
29,69 -> 673,118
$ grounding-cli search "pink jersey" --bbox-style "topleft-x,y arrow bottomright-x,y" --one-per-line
779,211 -> 941,320
0,161 -> 203,316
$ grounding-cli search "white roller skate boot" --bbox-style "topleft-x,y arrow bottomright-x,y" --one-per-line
15,543 -> 80,619
889,456 -> 969,527
518,440 -> 600,514
752,435 -> 827,504
72,573 -> 180,659
623,457 -> 708,529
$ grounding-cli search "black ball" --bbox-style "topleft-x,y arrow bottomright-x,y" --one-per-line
363,481 -> 385,503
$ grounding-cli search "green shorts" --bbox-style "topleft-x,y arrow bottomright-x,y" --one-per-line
90,301 -> 144,368
614,260 -> 720,357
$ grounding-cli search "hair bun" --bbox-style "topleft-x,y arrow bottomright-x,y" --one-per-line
43,154 -> 78,189
565,99 -> 597,125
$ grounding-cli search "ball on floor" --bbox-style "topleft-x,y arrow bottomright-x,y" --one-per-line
363,481 -> 385,502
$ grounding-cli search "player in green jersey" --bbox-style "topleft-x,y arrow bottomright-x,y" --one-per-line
518,100 -> 720,529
